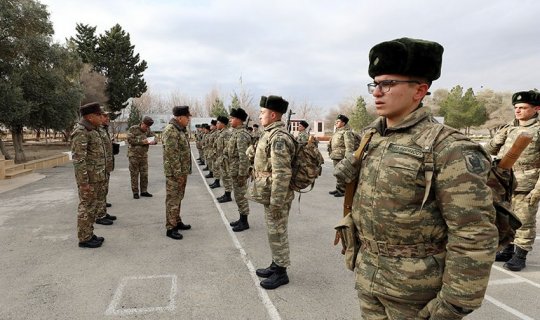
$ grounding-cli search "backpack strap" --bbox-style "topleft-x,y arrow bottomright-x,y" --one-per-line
419,124 -> 445,210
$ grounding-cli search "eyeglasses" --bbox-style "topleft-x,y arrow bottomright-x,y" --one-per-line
367,80 -> 422,94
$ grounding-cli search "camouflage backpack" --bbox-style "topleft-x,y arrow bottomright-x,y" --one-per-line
420,124 -> 522,249
266,129 -> 325,192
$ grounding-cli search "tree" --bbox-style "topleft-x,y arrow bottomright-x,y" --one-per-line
210,98 -> 227,118
439,86 -> 487,135
71,23 -> 98,64
127,104 -> 143,129
349,96 -> 375,131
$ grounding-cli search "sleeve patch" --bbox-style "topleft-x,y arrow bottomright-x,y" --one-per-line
463,150 -> 487,174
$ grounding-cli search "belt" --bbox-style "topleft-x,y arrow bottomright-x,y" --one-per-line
360,235 -> 446,258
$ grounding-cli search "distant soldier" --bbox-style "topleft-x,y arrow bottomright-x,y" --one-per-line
213,116 -> 233,202
162,106 -> 193,240
71,102 -> 106,248
297,120 -> 310,143
485,90 -> 540,271
328,114 -> 356,197
127,116 -> 157,199
195,124 -> 205,165
227,108 -> 252,232
203,120 -> 218,178
335,37 -> 497,319
94,110 -> 117,225
250,95 -> 295,290
252,123 -> 261,145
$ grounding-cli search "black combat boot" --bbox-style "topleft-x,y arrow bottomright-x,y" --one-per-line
203,166 -> 209,171
133,193 -> 140,199
140,191 -> 153,197
334,190 -> 344,197
209,179 -> 221,189
177,221 -> 192,230
495,244 -> 514,262
166,228 -> 183,240
205,172 -> 214,178
329,190 -> 338,195
230,214 -> 241,227
105,213 -> 117,221
198,160 -> 205,165
260,265 -> 289,289
95,217 -> 113,225
232,215 -> 249,232
92,234 -> 105,243
79,236 -> 103,248
256,262 -> 279,278
218,191 -> 232,203
504,247 -> 528,271
106,202 -> 112,207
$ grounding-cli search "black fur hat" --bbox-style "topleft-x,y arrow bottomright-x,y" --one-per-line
230,108 -> 248,121
260,95 -> 289,114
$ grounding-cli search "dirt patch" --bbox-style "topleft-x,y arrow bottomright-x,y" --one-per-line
2,141 -> 70,162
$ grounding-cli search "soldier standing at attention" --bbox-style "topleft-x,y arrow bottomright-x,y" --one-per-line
252,123 -> 261,145
162,106 -> 193,240
328,114 -> 356,197
335,38 -> 498,319
227,108 -> 252,232
71,102 -> 107,248
204,120 -> 218,178
214,116 -> 233,203
94,110 -> 117,225
127,116 -> 157,199
297,120 -> 310,143
485,90 -> 540,271
250,95 -> 295,290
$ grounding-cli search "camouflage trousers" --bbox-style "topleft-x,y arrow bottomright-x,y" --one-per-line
96,172 -> 110,219
129,156 -> 148,194
232,175 -> 250,215
220,161 -> 233,192
333,159 -> 346,192
165,175 -> 188,230
358,289 -> 425,320
77,181 -> 105,242
512,192 -> 538,252
263,199 -> 293,268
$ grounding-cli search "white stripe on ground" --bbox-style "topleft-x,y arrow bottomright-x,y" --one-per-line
484,295 -> 535,320
492,265 -> 540,289
192,149 -> 282,320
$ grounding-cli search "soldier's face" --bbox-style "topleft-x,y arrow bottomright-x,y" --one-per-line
259,108 -> 275,127
230,117 -> 242,128
371,74 -> 428,125
335,120 -> 345,128
140,123 -> 149,132
514,103 -> 538,121
87,113 -> 102,126
177,115 -> 190,127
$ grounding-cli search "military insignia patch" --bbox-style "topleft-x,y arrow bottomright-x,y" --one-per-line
374,57 -> 379,66
388,143 -> 423,158
274,139 -> 284,151
463,150 -> 486,174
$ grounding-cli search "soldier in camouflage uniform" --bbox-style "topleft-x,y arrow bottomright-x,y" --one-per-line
214,116 -> 233,202
249,95 -> 295,290
195,124 -> 205,165
127,116 -> 157,199
335,38 -> 498,319
296,120 -> 310,143
204,120 -> 218,179
485,90 -> 540,271
71,102 -> 107,248
251,123 -> 261,146
227,108 -> 252,232
94,111 -> 117,225
162,106 -> 193,240
328,114 -> 356,197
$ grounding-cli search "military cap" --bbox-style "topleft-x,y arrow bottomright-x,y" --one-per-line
217,115 -> 229,125
195,124 -> 200,128
230,108 -> 248,121
260,95 -> 289,114
142,116 -> 154,126
202,124 -> 210,130
299,120 -> 309,128
512,90 -> 540,106
173,105 -> 192,117
368,37 -> 444,81
337,114 -> 349,124
211,120 -> 217,126
80,102 -> 102,116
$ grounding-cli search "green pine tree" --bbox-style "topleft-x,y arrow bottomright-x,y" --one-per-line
210,98 -> 228,117
349,96 -> 375,131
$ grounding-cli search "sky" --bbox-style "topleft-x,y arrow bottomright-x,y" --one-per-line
42,0 -> 539,110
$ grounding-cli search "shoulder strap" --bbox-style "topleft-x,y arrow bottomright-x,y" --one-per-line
420,124 -> 445,210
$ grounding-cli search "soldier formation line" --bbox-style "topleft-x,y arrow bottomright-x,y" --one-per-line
71,37 -> 539,319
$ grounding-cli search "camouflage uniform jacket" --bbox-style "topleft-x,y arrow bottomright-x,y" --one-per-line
162,119 -> 191,177
297,131 -> 309,143
205,129 -> 219,161
214,127 -> 232,167
485,115 -> 540,192
328,124 -> 356,160
99,126 -> 114,173
71,119 -> 107,185
249,121 -> 295,206
127,125 -> 155,158
227,125 -> 252,177
349,106 -> 497,311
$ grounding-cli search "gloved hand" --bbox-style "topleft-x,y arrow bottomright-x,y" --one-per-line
269,204 -> 282,219
526,189 -> 540,206
417,295 -> 472,320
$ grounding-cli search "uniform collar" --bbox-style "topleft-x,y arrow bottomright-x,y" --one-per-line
79,118 -> 96,130
368,104 -> 431,135
264,120 -> 286,132
515,114 -> 539,127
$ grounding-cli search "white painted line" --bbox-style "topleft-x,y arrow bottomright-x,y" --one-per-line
192,149 -> 282,320
492,265 -> 540,289
105,274 -> 177,316
484,295 -> 535,320
489,278 -> 525,285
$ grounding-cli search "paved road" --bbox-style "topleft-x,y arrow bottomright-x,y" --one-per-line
0,143 -> 538,320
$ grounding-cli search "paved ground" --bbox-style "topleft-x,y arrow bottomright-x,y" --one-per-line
0,143 -> 539,320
